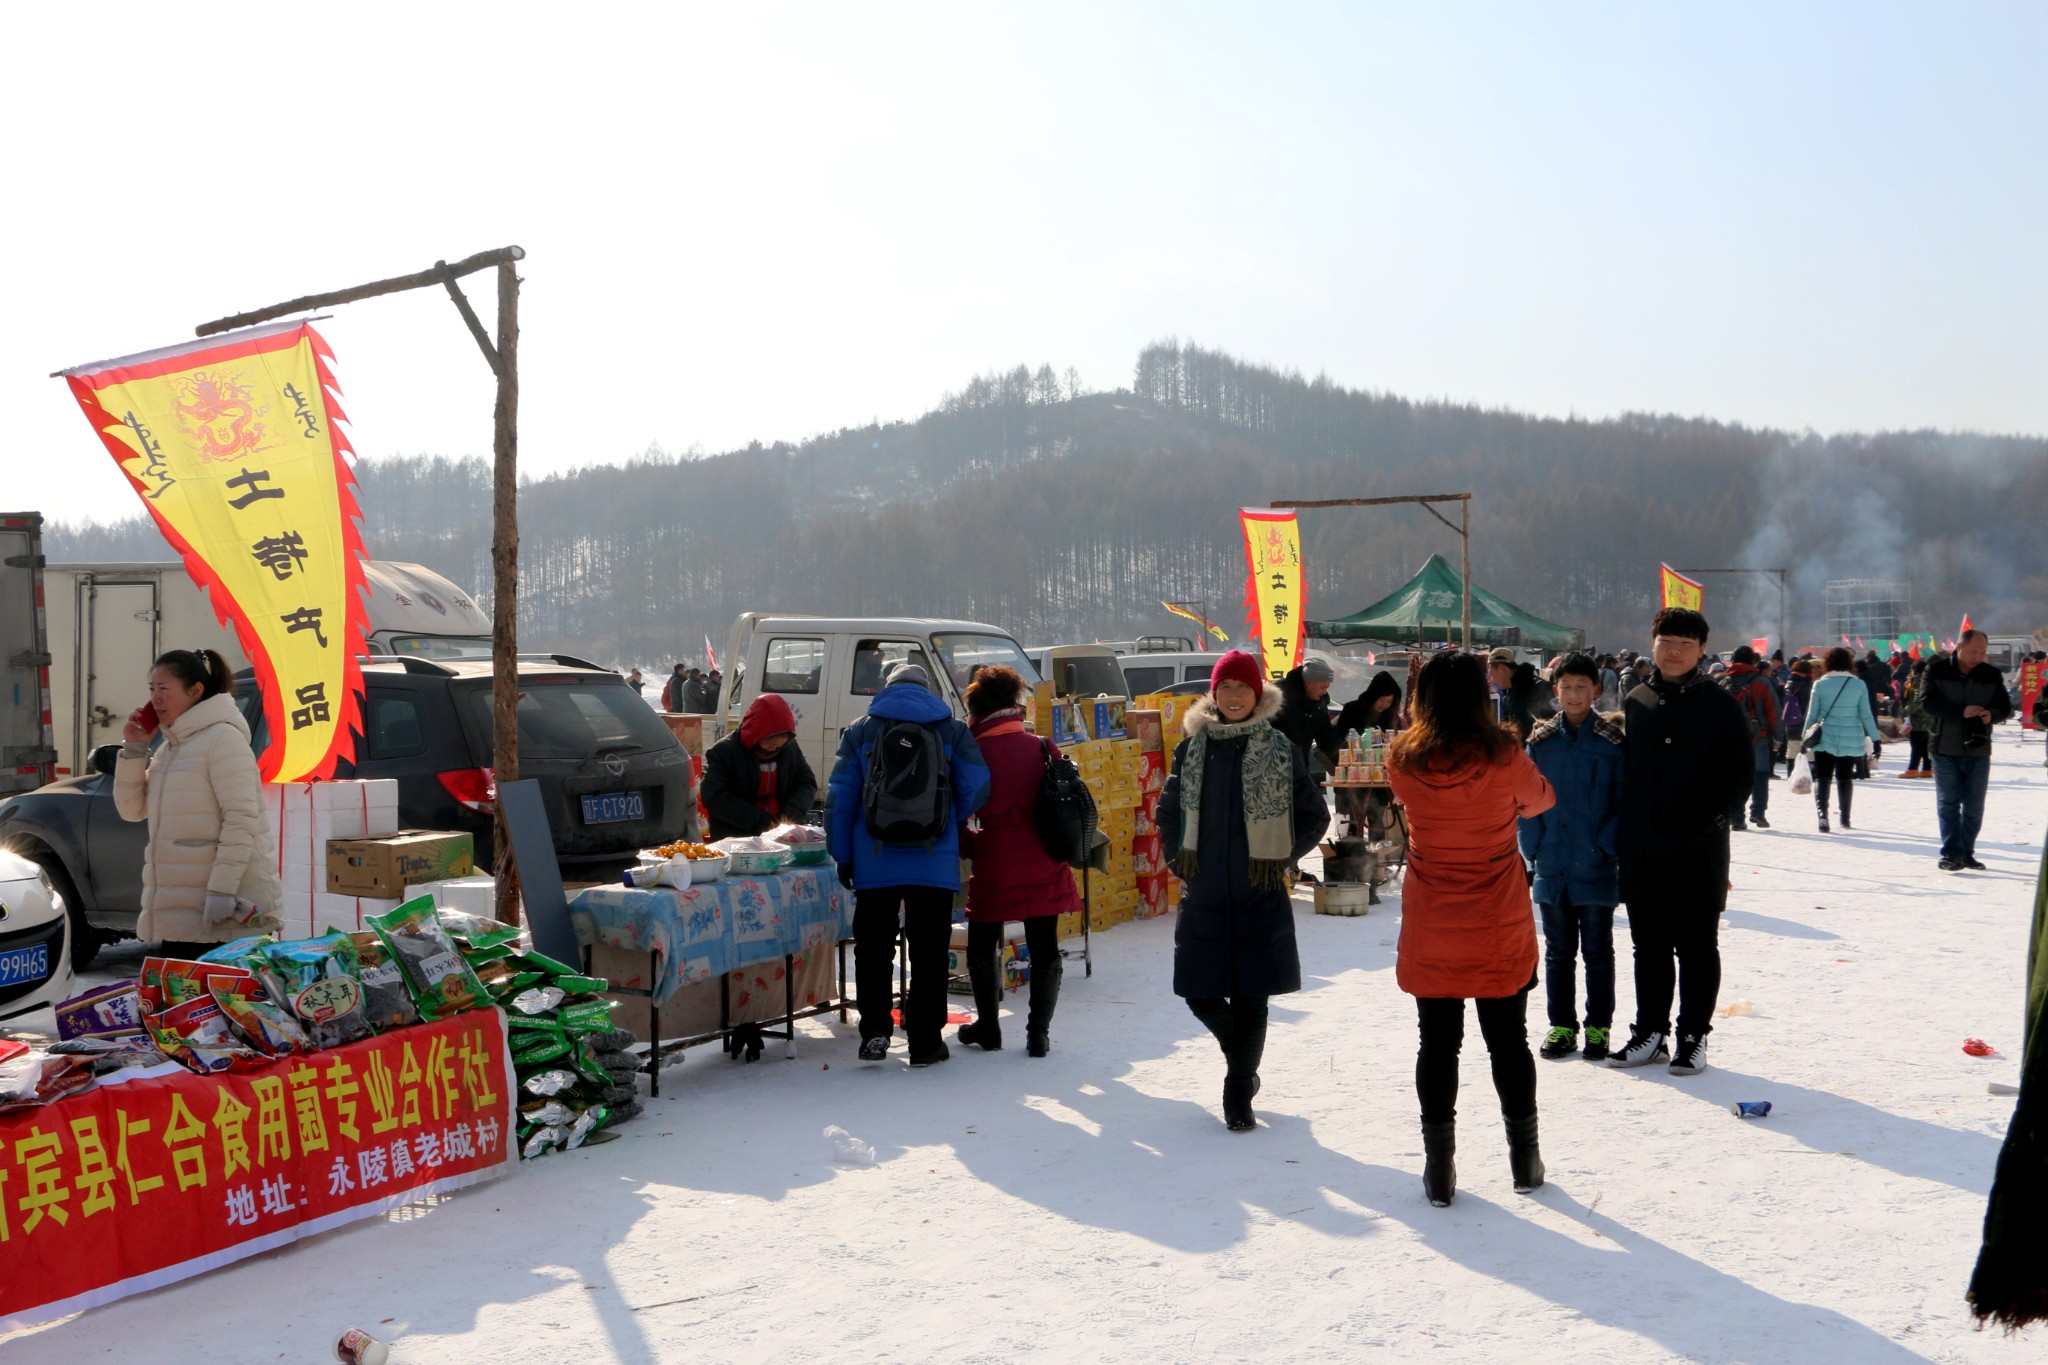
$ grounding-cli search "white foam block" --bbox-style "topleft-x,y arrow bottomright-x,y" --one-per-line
279,890 -> 317,941
314,892 -> 402,933
403,876 -> 503,918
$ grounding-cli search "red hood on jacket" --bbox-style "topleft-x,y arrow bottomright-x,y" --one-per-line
1726,662 -> 1761,680
739,694 -> 797,750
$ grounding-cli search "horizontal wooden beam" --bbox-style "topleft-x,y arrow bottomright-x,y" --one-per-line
194,245 -> 525,336
1270,493 -> 1471,510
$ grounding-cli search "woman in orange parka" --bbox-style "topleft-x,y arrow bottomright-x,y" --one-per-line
1387,650 -> 1556,1208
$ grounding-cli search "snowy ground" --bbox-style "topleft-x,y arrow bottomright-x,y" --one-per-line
7,738 -> 2046,1364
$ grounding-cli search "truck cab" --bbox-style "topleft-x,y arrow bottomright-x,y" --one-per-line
1021,643 -> 1127,700
718,615 -> 1039,770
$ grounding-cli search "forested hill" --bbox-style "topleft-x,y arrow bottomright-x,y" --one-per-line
48,341 -> 2048,667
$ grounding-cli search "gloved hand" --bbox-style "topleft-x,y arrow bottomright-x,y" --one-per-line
837,864 -> 854,890
202,892 -> 240,925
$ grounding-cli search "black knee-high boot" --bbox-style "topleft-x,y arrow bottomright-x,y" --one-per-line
1422,1120 -> 1457,1206
1026,953 -> 1061,1057
1505,1112 -> 1544,1192
956,923 -> 1002,1050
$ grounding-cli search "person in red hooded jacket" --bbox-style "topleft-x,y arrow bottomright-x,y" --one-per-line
1387,650 -> 1556,1208
955,666 -> 1083,1057
699,694 -> 819,839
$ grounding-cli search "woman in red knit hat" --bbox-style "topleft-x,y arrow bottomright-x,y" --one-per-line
1387,650 -> 1556,1206
1155,649 -> 1330,1131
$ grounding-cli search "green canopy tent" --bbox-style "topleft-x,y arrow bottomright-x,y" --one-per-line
1307,553 -> 1582,650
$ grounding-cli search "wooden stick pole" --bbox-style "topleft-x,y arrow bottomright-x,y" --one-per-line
194,246 -> 525,336
1461,496 -> 1472,650
491,261 -> 523,925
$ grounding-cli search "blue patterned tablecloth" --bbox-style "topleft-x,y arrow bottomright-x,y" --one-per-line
568,868 -> 855,1005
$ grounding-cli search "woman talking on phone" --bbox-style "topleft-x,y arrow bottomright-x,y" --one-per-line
115,648 -> 281,953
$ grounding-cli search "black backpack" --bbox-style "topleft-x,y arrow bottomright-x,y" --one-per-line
861,718 -> 952,848
1033,738 -> 1097,867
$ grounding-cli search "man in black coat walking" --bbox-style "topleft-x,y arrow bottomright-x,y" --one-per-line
1608,607 -> 1756,1079
1924,629 -> 2013,871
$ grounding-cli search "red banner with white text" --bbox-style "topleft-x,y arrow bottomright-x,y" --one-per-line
0,1009 -> 515,1330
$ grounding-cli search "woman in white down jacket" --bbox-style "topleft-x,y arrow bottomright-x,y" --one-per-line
116,648 -> 282,951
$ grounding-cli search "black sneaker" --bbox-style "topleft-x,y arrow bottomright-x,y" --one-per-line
907,1041 -> 950,1067
1538,1027 -> 1578,1060
1582,1027 -> 1612,1062
858,1037 -> 889,1062
1606,1030 -> 1669,1068
1752,813 -> 1770,829
1669,1033 -> 1709,1076
1963,857 -> 1987,871
1938,858 -> 1959,873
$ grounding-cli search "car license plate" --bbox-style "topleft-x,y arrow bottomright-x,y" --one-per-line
0,943 -> 50,987
580,791 -> 646,825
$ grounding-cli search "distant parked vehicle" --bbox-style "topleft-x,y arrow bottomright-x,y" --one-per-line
0,656 -> 695,966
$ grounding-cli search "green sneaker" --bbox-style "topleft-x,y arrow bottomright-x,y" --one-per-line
1582,1027 -> 1611,1062
1538,1026 -> 1578,1060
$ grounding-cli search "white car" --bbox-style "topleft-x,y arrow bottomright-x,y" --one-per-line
0,847 -> 74,1022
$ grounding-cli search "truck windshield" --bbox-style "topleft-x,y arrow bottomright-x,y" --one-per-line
1043,652 -> 1127,699
928,633 -> 1039,694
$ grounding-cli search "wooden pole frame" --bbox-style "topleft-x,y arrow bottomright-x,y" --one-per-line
1677,567 -> 1789,652
191,246 -> 528,925
1270,493 -> 1475,650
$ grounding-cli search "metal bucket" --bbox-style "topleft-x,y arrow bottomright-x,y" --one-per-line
1314,881 -> 1373,916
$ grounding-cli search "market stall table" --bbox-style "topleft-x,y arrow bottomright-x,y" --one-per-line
1326,780 -> 1409,904
567,866 -> 855,1093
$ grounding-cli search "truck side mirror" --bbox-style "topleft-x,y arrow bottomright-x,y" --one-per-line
89,744 -> 121,776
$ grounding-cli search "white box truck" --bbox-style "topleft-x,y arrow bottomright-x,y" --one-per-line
0,514 -> 57,796
45,559 -> 491,778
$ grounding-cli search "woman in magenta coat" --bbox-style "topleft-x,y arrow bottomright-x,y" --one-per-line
958,666 -> 1081,1057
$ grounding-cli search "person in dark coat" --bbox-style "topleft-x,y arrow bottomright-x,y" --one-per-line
1275,657 -> 1342,766
660,663 -> 689,713
1519,652 -> 1625,1063
1924,630 -> 2015,872
827,663 -> 991,1066
1720,645 -> 1782,830
1337,669 -> 1403,734
1156,649 -> 1329,1132
955,666 -> 1082,1057
1610,607 -> 1757,1078
699,693 -> 818,839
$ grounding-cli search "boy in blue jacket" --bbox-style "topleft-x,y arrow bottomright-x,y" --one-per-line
828,662 -> 990,1067
1518,652 -> 1626,1061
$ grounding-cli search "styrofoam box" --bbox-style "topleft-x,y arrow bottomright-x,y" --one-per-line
312,892 -> 402,935
403,876 -> 505,918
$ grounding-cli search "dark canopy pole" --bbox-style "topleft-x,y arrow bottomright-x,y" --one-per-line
1678,568 -> 1789,651
1271,493 -> 1475,650
194,245 -> 528,925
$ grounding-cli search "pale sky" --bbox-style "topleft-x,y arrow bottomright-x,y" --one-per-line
4,3 -> 2043,527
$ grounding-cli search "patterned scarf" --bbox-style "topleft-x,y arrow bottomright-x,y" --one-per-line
1174,713 -> 1295,890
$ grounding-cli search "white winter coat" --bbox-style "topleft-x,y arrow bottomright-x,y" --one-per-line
114,692 -> 283,943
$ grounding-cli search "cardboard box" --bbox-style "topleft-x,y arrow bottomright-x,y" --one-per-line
1088,699 -> 1129,741
327,829 -> 474,898
1124,709 -> 1164,753
592,942 -> 838,1039
1057,910 -> 1084,939
1051,701 -> 1092,746
658,712 -> 706,757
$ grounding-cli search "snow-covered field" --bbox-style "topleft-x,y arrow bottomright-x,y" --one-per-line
8,740 -> 2046,1364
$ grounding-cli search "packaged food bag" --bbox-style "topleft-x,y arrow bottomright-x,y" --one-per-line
347,930 -> 423,1032
370,896 -> 489,1022
209,977 -> 310,1057
258,934 -> 376,1049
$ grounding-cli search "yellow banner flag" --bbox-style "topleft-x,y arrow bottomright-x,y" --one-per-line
1659,562 -> 1703,612
61,322 -> 368,782
1240,509 -> 1304,682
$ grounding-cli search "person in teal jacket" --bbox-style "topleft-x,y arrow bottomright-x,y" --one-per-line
828,663 -> 991,1066
1518,653 -> 1626,1061
1803,646 -> 1886,832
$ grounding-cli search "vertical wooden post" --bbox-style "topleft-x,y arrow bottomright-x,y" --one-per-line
1460,497 -> 1472,651
491,261 -> 522,924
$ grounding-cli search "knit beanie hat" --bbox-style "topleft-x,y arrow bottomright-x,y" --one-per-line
1209,649 -> 1266,702
1301,657 -> 1335,684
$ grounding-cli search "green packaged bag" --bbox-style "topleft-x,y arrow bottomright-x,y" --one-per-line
369,896 -> 490,1022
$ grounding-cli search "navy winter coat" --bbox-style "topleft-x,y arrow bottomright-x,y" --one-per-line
826,682 -> 990,892
1517,712 -> 1625,908
1155,692 -> 1330,999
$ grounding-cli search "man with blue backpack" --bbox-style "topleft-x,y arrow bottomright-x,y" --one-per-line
1519,652 -> 1626,1062
828,662 -> 991,1066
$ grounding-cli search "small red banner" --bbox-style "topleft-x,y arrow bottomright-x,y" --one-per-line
0,1008 -> 516,1329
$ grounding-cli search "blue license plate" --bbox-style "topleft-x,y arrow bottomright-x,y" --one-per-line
0,943 -> 50,987
580,791 -> 646,825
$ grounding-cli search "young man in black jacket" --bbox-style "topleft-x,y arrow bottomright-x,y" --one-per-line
1924,630 -> 2013,871
1609,608 -> 1757,1078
